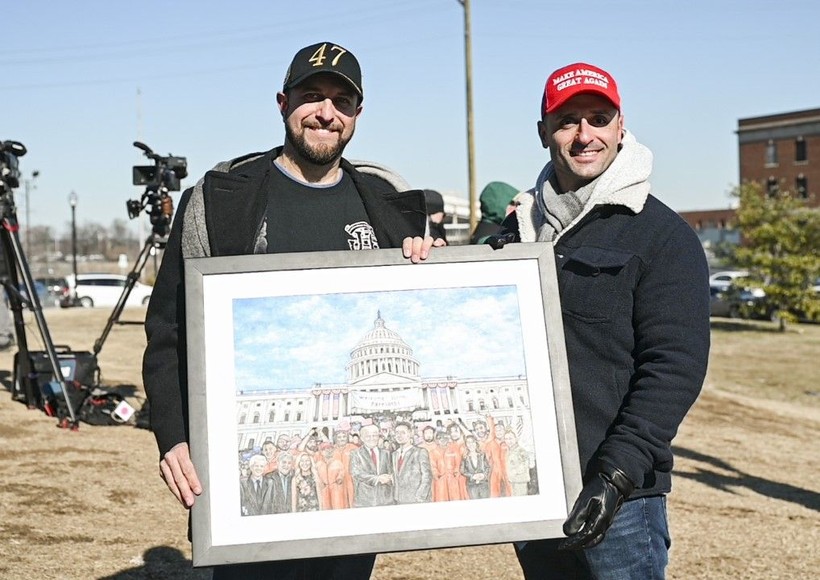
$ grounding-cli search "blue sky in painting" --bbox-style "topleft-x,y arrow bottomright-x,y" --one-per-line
232,285 -> 527,393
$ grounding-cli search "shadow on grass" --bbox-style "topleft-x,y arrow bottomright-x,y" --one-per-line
709,319 -> 784,333
0,369 -> 13,391
672,445 -> 820,512
97,546 -> 211,579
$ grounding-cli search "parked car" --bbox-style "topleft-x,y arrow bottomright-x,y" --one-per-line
36,277 -> 69,307
710,284 -> 774,320
709,270 -> 750,291
60,274 -> 152,308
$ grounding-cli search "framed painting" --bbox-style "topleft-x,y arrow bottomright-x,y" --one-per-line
185,242 -> 581,566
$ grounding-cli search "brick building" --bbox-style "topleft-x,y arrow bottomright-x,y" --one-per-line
737,107 -> 820,206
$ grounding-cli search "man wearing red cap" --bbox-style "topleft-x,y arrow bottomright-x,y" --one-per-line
490,62 -> 710,578
143,41 -> 444,580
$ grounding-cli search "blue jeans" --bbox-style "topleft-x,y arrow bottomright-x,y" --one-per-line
515,496 -> 670,580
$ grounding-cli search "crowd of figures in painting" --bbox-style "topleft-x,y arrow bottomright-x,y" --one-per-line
238,415 -> 538,516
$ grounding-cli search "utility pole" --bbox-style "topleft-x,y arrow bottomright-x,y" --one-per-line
457,0 -> 477,232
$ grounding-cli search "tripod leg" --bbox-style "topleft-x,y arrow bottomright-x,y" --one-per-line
93,234 -> 157,356
2,219 -> 79,426
1,275 -> 38,408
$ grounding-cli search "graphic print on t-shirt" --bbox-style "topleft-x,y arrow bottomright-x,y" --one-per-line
345,221 -> 379,250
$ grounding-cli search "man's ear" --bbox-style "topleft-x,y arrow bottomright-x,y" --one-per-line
537,119 -> 549,149
276,92 -> 288,118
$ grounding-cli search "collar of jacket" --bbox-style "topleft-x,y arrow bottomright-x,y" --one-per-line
515,131 -> 653,243
193,147 -> 426,256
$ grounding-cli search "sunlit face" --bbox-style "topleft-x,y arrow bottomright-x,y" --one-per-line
334,431 -> 349,446
277,435 -> 290,451
277,73 -> 361,167
494,424 -> 506,439
298,454 -> 312,470
422,427 -> 435,443
538,94 -> 623,193
474,422 -> 487,439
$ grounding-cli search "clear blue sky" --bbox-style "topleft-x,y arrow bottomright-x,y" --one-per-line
3,0 -> 818,235
232,286 -> 525,393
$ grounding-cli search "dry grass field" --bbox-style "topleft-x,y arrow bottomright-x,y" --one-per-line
0,307 -> 817,579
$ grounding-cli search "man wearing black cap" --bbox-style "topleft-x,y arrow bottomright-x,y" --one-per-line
491,62 -> 710,578
142,41 -> 444,580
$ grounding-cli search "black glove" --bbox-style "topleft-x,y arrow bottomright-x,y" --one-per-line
486,232 -> 520,249
558,463 -> 635,551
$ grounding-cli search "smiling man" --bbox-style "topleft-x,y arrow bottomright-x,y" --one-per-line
490,63 -> 710,579
142,41 -> 444,580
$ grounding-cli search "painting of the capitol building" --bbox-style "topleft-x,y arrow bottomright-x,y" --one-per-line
229,289 -> 544,514
235,311 -> 534,456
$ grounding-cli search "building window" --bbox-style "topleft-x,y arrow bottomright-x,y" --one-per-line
795,137 -> 807,163
765,140 -> 778,166
252,412 -> 260,424
796,175 -> 808,199
766,177 -> 779,197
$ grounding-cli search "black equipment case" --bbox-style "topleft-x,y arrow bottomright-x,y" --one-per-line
12,345 -> 99,408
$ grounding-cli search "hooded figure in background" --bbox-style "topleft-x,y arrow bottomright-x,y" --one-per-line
424,189 -> 448,242
470,181 -> 519,244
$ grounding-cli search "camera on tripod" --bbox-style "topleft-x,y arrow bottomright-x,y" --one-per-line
127,141 -> 186,238
1,140 -> 27,193
131,140 -> 187,192
1,139 -> 88,428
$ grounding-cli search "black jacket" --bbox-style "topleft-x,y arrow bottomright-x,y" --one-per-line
501,195 -> 710,498
142,149 -> 427,457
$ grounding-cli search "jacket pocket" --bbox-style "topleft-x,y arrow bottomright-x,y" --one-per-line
559,246 -> 635,323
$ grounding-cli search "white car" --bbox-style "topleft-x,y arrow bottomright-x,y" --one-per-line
62,274 -> 153,308
709,270 -> 749,291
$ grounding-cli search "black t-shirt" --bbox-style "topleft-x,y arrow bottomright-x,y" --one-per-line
265,161 -> 380,253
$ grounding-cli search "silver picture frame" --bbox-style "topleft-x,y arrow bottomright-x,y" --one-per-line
185,242 -> 581,567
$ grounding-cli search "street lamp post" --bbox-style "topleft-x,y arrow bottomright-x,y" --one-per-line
457,0 -> 477,233
68,191 -> 78,304
24,170 -> 40,256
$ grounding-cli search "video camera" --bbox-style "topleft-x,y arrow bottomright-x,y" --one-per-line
127,141 -> 186,237
0,140 -> 27,193
131,140 -> 187,192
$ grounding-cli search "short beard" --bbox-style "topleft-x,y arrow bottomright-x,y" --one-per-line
285,123 -> 351,166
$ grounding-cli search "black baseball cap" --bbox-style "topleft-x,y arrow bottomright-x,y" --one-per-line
283,41 -> 363,99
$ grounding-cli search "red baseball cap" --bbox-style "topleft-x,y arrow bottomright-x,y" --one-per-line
541,62 -> 620,117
